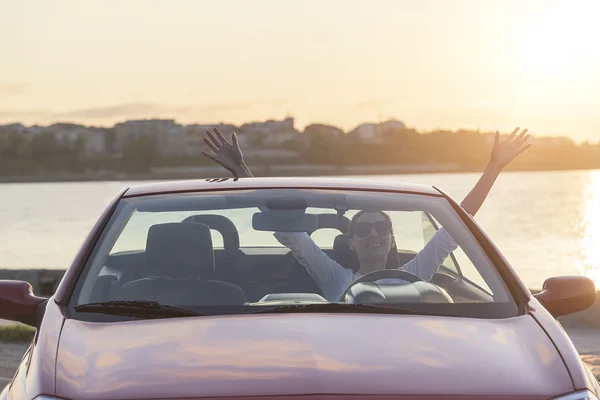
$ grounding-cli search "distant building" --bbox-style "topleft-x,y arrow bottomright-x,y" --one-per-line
46,124 -> 107,156
83,128 -> 108,156
114,119 -> 185,155
0,124 -> 45,152
264,117 -> 294,133
0,123 -> 26,134
302,124 -> 344,148
263,132 -> 295,147
0,124 -> 22,151
239,117 -> 298,147
161,122 -> 185,156
0,123 -> 44,140
347,120 -> 406,143
24,126 -> 44,140
348,123 -> 382,143
303,123 -> 344,138
379,120 -> 406,134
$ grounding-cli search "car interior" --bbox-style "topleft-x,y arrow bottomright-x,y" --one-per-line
88,210 -> 495,306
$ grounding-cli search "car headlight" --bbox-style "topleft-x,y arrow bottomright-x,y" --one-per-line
553,390 -> 599,400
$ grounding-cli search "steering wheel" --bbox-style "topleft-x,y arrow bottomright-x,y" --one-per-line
338,269 -> 424,302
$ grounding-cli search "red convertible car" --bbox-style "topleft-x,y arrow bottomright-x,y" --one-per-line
0,177 -> 598,400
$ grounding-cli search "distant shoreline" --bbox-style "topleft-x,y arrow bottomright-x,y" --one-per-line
0,163 -> 597,184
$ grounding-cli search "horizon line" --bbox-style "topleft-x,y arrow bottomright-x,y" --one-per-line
0,117 -> 581,142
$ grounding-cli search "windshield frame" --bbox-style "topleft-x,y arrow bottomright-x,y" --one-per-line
66,187 -> 522,319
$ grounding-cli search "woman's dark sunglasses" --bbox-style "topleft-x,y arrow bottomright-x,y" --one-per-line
354,220 -> 392,238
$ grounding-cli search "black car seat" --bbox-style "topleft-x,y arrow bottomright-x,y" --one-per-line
333,234 -> 359,271
282,251 -> 324,296
181,214 -> 244,284
116,222 -> 246,306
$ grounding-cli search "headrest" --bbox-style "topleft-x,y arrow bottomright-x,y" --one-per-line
182,214 -> 240,250
333,233 -> 400,272
146,222 -> 215,278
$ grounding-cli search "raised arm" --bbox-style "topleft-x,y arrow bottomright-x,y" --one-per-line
402,127 -> 531,280
202,129 -> 254,178
460,128 -> 531,216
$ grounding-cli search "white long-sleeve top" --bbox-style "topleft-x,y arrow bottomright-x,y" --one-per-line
273,229 -> 458,301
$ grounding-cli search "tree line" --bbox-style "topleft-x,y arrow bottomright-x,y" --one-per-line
0,127 -> 599,176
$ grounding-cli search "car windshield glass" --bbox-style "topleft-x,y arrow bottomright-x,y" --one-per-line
70,188 -> 517,319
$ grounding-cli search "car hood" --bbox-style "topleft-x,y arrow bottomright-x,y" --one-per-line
55,313 -> 572,399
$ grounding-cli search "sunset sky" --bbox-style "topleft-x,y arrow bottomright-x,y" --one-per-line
1,0 -> 599,141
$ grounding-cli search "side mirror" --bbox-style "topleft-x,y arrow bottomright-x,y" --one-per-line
533,276 -> 596,317
0,280 -> 47,327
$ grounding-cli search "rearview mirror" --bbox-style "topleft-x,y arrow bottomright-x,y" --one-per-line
253,211 -> 318,232
0,280 -> 47,327
533,276 -> 596,317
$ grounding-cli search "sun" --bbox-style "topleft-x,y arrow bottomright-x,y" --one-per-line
516,2 -> 600,83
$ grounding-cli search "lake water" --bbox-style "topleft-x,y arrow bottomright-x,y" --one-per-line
1,169 -> 599,290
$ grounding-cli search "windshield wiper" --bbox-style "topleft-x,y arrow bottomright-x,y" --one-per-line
74,300 -> 204,319
74,301 -> 457,319
247,302 -> 451,317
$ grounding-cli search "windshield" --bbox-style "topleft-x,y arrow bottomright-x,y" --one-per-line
70,188 -> 517,319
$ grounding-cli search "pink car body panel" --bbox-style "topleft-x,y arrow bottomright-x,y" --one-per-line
528,296 -> 600,393
53,312 -> 573,399
6,299 -> 64,399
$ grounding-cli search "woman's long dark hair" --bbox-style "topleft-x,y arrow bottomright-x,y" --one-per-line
346,210 -> 400,272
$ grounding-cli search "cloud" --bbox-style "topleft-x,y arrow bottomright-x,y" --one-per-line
0,98 -> 288,122
349,98 -> 390,110
201,98 -> 288,112
55,99 -> 287,119
55,103 -> 192,119
0,103 -> 191,121
0,109 -> 48,118
0,83 -> 27,97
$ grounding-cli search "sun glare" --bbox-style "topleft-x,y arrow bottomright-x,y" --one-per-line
577,171 -> 600,290
517,2 -> 600,82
